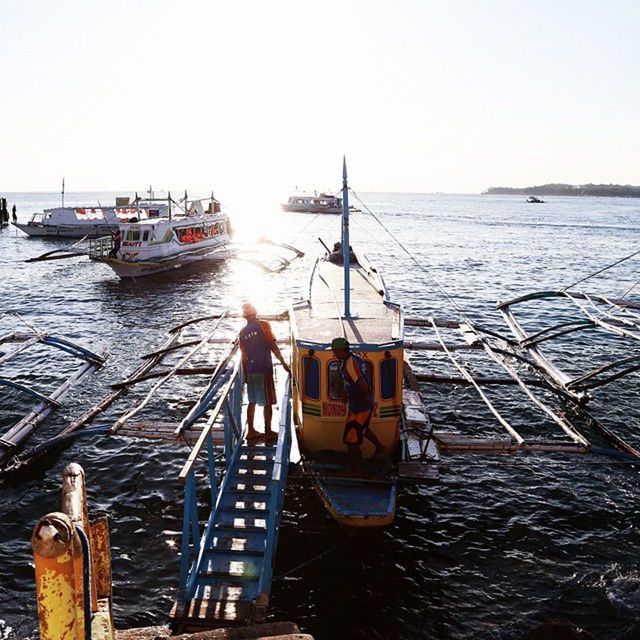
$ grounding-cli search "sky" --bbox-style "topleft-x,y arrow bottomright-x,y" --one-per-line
1,0 -> 639,203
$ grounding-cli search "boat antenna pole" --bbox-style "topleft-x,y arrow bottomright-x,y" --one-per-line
342,155 -> 351,318
61,177 -> 65,207
168,191 -> 172,220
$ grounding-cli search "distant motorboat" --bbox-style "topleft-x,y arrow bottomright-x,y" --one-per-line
526,195 -> 545,203
282,193 -> 359,214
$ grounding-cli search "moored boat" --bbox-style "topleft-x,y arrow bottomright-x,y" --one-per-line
89,196 -> 231,278
14,195 -> 169,238
290,160 -> 402,527
526,195 -> 545,203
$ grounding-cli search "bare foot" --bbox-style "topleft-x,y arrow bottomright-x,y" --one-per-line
246,431 -> 263,442
264,431 -> 278,442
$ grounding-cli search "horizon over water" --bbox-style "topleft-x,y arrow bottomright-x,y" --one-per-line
1,192 -> 640,639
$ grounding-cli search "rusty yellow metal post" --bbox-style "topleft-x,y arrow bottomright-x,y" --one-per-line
32,463 -> 115,640
62,462 -> 98,613
31,512 -> 84,640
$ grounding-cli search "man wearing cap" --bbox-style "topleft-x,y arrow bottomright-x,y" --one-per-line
239,303 -> 290,441
331,337 -> 385,472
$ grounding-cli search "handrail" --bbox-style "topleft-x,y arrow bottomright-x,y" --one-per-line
258,375 -> 291,597
177,340 -> 238,433
178,356 -> 240,484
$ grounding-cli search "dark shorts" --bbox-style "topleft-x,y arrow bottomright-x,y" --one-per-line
246,371 -> 276,406
343,409 -> 373,446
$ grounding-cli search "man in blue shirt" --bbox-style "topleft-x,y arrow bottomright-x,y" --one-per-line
239,303 -> 290,441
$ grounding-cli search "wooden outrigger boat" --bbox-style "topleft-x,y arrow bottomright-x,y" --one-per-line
0,312 -> 106,468
290,160 -> 410,528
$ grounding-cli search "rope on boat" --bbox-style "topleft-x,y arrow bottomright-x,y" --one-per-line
349,189 -> 469,323
561,247 -> 640,292
0,309 -> 46,339
272,537 -> 353,583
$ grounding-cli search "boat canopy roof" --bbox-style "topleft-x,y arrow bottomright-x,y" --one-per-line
292,258 -> 402,349
118,212 -> 227,228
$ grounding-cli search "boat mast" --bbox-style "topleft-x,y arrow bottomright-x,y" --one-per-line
61,178 -> 65,207
342,156 -> 351,318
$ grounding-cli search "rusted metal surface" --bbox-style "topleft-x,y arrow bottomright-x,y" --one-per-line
62,462 -> 98,612
32,463 -> 117,639
90,516 -> 112,601
31,511 -> 84,640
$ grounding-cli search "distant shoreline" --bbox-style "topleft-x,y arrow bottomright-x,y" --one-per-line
484,184 -> 640,198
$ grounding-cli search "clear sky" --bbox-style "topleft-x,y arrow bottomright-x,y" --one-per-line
1,0 -> 639,201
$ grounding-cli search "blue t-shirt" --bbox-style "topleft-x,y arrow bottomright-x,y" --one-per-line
239,319 -> 274,375
341,353 -> 373,413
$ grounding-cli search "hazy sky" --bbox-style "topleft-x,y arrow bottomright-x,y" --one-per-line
1,0 -> 639,200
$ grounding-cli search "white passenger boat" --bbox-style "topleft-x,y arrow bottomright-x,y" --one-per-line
89,198 -> 231,278
14,197 -> 168,238
281,193 -> 344,214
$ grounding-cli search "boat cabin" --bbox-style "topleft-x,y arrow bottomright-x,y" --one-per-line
291,254 -> 403,457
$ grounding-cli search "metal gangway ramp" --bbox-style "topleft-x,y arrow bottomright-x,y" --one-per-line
171,359 -> 292,631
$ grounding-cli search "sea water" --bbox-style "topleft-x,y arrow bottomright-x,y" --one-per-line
0,192 -> 639,639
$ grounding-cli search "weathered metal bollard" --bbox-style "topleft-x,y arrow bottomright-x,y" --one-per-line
62,463 -> 98,613
32,463 -> 114,640
31,511 -> 85,640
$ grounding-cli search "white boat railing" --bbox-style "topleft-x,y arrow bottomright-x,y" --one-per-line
89,236 -> 114,259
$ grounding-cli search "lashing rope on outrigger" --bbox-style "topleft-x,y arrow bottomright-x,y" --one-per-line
348,190 -> 640,462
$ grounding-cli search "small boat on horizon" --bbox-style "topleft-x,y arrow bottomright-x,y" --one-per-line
526,195 -> 545,203
282,192 -> 346,214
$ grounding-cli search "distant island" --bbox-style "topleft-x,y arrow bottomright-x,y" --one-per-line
484,183 -> 640,198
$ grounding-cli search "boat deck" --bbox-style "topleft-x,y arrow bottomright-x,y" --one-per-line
294,259 -> 401,347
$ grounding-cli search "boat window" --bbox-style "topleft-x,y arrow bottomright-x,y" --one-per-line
125,230 -> 140,241
142,230 -> 149,242
328,360 -> 344,400
302,356 -> 320,400
380,357 -> 397,400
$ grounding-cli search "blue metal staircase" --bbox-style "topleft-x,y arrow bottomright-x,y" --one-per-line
172,362 -> 291,630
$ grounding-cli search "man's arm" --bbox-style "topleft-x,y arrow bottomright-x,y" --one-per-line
270,342 -> 290,373
260,320 -> 291,373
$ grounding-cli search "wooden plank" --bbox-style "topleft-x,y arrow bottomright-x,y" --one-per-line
434,433 -> 588,454
171,598 -> 255,625
114,422 -> 224,446
398,462 -> 439,483
414,372 -> 547,387
405,341 -> 481,351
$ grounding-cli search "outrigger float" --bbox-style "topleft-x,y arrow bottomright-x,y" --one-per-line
0,312 -> 106,468
25,162 -> 640,638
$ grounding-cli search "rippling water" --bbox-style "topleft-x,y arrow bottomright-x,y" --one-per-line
1,192 -> 639,639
